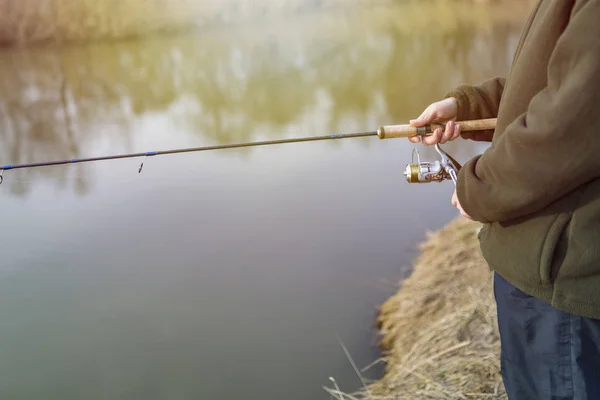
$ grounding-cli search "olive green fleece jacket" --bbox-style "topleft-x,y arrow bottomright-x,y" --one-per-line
445,0 -> 600,319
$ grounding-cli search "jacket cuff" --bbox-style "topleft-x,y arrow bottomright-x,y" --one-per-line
456,155 -> 492,223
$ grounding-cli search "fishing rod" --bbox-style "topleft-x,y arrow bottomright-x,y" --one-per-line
0,118 -> 496,185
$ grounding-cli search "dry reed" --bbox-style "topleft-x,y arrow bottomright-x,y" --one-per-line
328,217 -> 506,400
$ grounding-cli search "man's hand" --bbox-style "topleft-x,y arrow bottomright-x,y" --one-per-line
409,97 -> 461,146
451,188 -> 474,221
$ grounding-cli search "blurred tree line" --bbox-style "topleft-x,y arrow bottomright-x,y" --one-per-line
0,0 -> 536,45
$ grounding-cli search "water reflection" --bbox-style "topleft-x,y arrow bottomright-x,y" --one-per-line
0,1 -> 527,198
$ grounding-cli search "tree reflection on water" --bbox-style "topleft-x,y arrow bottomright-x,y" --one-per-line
0,1 -> 532,197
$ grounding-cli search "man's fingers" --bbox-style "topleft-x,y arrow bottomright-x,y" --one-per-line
451,186 -> 473,220
409,111 -> 431,127
440,121 -> 462,143
410,106 -> 437,127
451,189 -> 458,207
410,106 -> 436,143
409,117 -> 429,127
440,121 -> 455,144
422,128 -> 442,145
453,123 -> 461,140
409,98 -> 461,144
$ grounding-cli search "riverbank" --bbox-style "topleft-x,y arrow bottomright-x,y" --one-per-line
359,217 -> 504,399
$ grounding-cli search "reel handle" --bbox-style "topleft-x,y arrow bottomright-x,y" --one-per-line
377,118 -> 497,139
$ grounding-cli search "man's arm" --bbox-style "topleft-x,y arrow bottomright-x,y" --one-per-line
445,77 -> 505,142
456,0 -> 600,223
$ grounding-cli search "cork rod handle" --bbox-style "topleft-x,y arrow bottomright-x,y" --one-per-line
377,118 -> 497,139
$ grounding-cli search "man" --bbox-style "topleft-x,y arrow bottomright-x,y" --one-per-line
408,0 -> 600,399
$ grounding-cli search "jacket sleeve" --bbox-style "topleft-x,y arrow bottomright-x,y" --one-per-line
444,77 -> 505,142
456,0 -> 600,223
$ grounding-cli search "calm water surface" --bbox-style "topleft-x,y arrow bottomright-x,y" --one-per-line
0,2 -> 530,399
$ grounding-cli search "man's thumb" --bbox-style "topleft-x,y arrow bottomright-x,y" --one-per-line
410,108 -> 435,127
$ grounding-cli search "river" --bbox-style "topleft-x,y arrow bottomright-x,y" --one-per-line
0,1 -> 532,399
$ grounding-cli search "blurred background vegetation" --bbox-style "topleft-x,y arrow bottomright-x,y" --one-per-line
0,0 -> 536,45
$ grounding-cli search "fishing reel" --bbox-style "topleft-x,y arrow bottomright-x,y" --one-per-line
403,143 -> 461,185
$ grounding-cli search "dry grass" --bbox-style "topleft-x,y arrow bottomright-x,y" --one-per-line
327,217 -> 505,400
